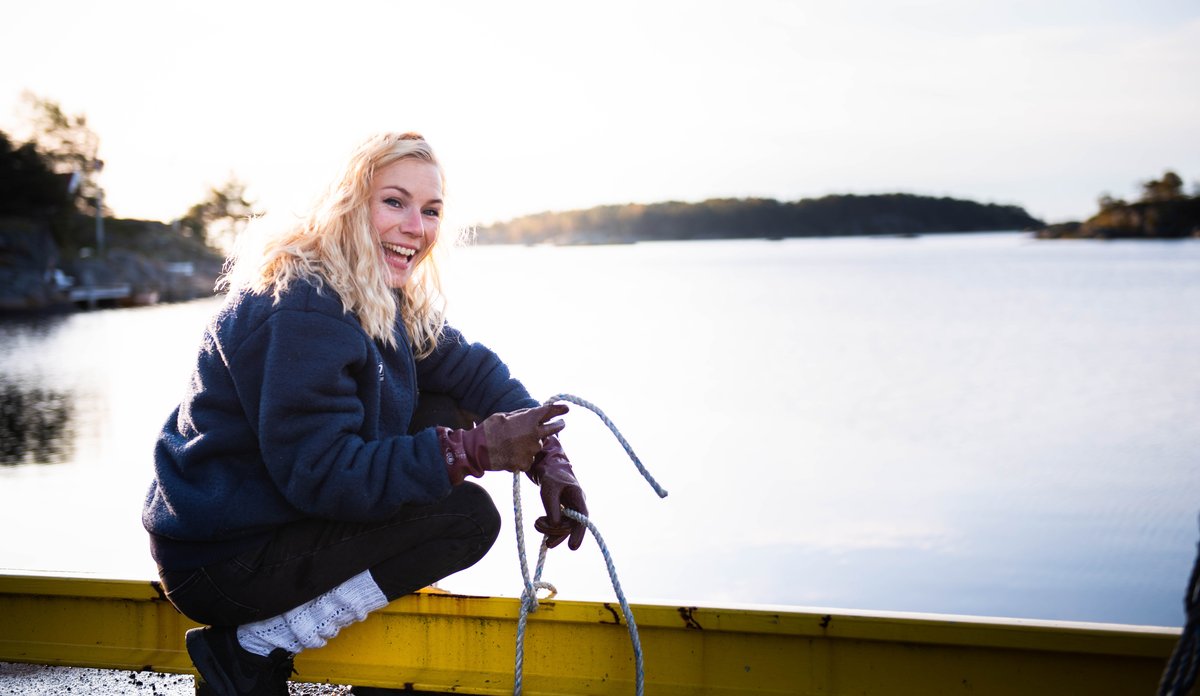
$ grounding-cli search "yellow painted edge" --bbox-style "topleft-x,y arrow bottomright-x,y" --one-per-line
0,573 -> 1182,695
0,573 -> 1179,656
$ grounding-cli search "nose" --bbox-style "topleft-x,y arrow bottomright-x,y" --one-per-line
400,206 -> 425,237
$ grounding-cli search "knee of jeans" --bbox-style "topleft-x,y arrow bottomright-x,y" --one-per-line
480,496 -> 501,547
459,481 -> 501,545
160,567 -> 261,627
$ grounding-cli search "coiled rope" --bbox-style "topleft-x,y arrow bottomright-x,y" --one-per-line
1159,515 -> 1200,696
512,393 -> 668,696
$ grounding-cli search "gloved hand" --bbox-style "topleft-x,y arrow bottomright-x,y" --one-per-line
439,403 -> 568,483
530,435 -> 588,550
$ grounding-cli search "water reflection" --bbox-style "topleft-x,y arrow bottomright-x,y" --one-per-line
0,378 -> 74,466
0,237 -> 1196,626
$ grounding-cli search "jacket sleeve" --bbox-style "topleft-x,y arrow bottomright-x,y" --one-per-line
228,307 -> 451,522
415,324 -> 539,417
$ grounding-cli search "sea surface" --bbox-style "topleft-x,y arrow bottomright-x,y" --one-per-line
1,232 -> 1197,627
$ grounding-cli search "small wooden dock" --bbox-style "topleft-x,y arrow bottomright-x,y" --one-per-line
68,284 -> 131,309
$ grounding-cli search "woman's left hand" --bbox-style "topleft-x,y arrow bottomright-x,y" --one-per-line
531,436 -> 588,550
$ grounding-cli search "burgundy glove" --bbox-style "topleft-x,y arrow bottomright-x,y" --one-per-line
530,435 -> 588,550
439,403 -> 568,484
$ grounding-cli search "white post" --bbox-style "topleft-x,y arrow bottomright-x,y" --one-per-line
93,160 -> 105,257
95,189 -> 105,258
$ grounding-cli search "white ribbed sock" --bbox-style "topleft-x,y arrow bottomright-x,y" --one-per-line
236,570 -> 389,657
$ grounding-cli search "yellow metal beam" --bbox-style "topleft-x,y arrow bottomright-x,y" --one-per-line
0,573 -> 1180,695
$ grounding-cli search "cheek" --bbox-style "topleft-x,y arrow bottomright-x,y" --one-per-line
370,205 -> 394,236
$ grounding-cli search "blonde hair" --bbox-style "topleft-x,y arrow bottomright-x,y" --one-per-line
222,133 -> 447,357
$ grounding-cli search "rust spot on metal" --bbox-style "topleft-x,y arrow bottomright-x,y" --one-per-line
442,591 -> 491,600
601,602 -> 621,624
678,606 -> 703,630
819,614 -> 832,629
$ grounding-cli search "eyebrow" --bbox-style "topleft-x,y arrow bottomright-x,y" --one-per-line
382,185 -> 443,206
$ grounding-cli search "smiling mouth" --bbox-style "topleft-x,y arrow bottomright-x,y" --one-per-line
381,241 -> 418,262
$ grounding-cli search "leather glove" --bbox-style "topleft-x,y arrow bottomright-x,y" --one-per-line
439,403 -> 568,484
530,435 -> 588,550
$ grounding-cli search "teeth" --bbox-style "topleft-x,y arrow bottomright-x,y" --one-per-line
382,242 -> 417,258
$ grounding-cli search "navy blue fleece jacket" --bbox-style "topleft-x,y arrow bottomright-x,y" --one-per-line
142,278 -> 537,570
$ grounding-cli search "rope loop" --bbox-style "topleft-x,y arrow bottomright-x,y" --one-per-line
544,393 -> 668,499
511,394 -> 667,696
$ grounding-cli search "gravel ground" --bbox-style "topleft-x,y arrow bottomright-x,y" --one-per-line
0,662 -> 354,694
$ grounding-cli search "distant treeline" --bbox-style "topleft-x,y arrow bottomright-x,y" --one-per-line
473,194 -> 1043,245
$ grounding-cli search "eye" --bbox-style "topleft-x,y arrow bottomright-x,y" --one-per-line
383,197 -> 404,209
423,208 -> 442,218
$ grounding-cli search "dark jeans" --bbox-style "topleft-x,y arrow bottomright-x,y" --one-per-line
159,481 -> 501,627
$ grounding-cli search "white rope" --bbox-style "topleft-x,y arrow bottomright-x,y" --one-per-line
511,394 -> 667,695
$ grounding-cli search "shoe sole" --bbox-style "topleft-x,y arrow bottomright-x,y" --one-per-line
185,629 -> 236,696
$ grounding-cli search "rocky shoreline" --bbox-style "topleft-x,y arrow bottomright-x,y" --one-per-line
0,217 -> 222,314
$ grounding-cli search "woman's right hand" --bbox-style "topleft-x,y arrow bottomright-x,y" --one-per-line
476,403 -> 569,472
439,403 -> 569,482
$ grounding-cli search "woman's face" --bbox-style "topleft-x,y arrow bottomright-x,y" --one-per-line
369,158 -> 443,288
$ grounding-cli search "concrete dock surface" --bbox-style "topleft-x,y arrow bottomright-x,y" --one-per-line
0,662 -> 353,694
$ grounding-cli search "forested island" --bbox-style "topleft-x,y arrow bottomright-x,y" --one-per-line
1036,171 -> 1200,240
473,194 -> 1043,245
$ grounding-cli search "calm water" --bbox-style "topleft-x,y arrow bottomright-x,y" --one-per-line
1,233 -> 1197,627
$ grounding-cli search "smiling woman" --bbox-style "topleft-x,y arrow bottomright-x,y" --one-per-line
371,158 -> 444,290
140,132 -> 588,695
222,133 -> 449,358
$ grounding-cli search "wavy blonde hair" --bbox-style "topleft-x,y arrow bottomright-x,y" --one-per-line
223,133 -> 448,357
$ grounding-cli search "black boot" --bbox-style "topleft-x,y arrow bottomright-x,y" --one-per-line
186,626 -> 295,696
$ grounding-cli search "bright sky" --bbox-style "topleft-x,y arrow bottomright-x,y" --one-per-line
1,0 -> 1197,229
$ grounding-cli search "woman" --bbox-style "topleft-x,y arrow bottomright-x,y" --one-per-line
142,132 -> 588,696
